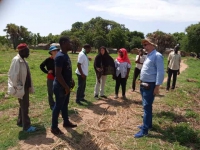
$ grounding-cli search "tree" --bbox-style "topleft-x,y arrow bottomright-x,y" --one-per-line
107,27 -> 126,49
146,31 -> 176,53
3,23 -> 19,49
3,23 -> 33,49
184,23 -> 200,53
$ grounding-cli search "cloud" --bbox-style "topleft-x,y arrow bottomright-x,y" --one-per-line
77,0 -> 200,22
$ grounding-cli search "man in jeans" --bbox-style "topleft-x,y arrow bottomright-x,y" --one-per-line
166,44 -> 181,91
51,36 -> 77,135
75,44 -> 91,105
134,38 -> 164,138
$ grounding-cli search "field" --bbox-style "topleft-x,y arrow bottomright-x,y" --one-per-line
0,49 -> 200,150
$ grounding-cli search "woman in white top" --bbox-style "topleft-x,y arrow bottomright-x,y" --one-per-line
114,48 -> 131,99
132,49 -> 146,92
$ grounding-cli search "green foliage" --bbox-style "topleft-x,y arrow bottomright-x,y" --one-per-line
147,31 -> 176,53
185,22 -> 200,53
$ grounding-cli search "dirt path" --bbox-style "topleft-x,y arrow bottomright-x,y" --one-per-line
9,60 -> 188,150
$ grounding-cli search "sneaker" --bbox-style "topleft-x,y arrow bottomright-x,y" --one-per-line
51,127 -> 64,135
134,130 -> 148,138
122,95 -> 127,100
100,95 -> 107,98
26,126 -> 37,132
94,95 -> 99,100
76,101 -> 83,105
138,125 -> 152,130
80,99 -> 88,102
114,95 -> 118,99
63,121 -> 77,128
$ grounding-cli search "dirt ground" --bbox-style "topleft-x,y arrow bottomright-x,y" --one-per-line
9,60 -> 188,150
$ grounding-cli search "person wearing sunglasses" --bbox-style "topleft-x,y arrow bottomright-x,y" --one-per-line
134,38 -> 164,138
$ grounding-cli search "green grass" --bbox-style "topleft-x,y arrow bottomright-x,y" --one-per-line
0,50 -> 200,150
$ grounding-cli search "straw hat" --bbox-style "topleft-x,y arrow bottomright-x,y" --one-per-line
141,38 -> 157,47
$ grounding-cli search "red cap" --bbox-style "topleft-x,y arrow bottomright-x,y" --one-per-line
17,43 -> 28,51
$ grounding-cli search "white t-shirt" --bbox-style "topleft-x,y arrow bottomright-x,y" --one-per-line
135,55 -> 146,70
115,60 -> 131,78
75,51 -> 89,76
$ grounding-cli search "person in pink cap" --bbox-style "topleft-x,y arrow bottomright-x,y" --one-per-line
114,48 -> 131,99
8,43 -> 36,132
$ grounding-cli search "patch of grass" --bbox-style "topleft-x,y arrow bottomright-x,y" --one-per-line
185,109 -> 199,119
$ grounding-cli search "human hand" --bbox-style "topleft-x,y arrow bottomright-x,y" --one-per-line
154,85 -> 160,95
65,87 -> 70,95
48,70 -> 53,73
81,74 -> 86,80
125,74 -> 129,79
177,71 -> 180,75
71,79 -> 75,88
97,68 -> 103,72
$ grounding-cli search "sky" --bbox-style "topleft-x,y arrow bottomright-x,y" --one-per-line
0,0 -> 199,36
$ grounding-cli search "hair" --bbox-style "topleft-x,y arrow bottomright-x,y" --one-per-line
59,36 -> 70,46
99,46 -> 108,55
174,44 -> 180,51
83,44 -> 91,49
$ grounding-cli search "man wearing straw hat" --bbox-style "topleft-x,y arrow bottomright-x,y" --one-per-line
134,38 -> 164,138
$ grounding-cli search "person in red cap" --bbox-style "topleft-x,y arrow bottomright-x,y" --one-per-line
8,43 -> 36,132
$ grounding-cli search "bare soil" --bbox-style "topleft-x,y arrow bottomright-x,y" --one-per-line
8,60 -> 189,150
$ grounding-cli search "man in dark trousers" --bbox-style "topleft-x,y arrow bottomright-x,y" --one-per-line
51,36 -> 77,135
8,43 -> 36,132
75,44 -> 91,105
166,44 -> 181,91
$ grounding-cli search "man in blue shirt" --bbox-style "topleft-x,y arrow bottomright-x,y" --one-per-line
51,36 -> 77,135
134,38 -> 164,138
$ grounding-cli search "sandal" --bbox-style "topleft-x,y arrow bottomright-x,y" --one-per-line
26,126 -> 36,132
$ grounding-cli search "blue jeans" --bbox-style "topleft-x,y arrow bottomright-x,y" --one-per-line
76,74 -> 86,102
52,82 -> 70,129
140,82 -> 155,132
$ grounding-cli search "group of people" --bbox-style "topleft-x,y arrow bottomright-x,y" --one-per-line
7,36 -> 181,138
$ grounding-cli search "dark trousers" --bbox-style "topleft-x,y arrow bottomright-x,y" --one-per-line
115,74 -> 127,96
52,83 -> 70,129
76,74 -> 86,102
167,68 -> 178,90
17,88 -> 31,131
47,79 -> 55,109
132,67 -> 141,90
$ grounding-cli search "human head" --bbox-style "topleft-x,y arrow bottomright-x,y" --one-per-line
49,45 -> 59,58
59,36 -> 71,53
83,44 -> 91,54
141,38 -> 157,53
17,43 -> 30,58
138,48 -> 144,55
174,44 -> 180,54
118,48 -> 127,58
99,46 -> 108,55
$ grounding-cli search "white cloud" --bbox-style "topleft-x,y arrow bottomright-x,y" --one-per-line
77,0 -> 200,22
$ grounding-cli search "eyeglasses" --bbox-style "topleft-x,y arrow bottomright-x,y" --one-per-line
142,44 -> 148,47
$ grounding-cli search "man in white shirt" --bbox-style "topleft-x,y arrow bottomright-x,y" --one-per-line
132,48 -> 146,92
166,44 -> 181,91
75,44 -> 91,105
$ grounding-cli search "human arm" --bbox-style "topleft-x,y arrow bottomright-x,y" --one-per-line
77,63 -> 86,79
155,54 -> 165,95
55,56 -> 70,95
8,58 -> 20,87
40,59 -> 48,74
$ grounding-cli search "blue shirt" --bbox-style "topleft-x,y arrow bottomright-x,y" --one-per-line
140,50 -> 164,85
54,51 -> 72,86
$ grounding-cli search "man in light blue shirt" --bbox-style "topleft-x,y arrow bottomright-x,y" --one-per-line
134,38 -> 164,138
